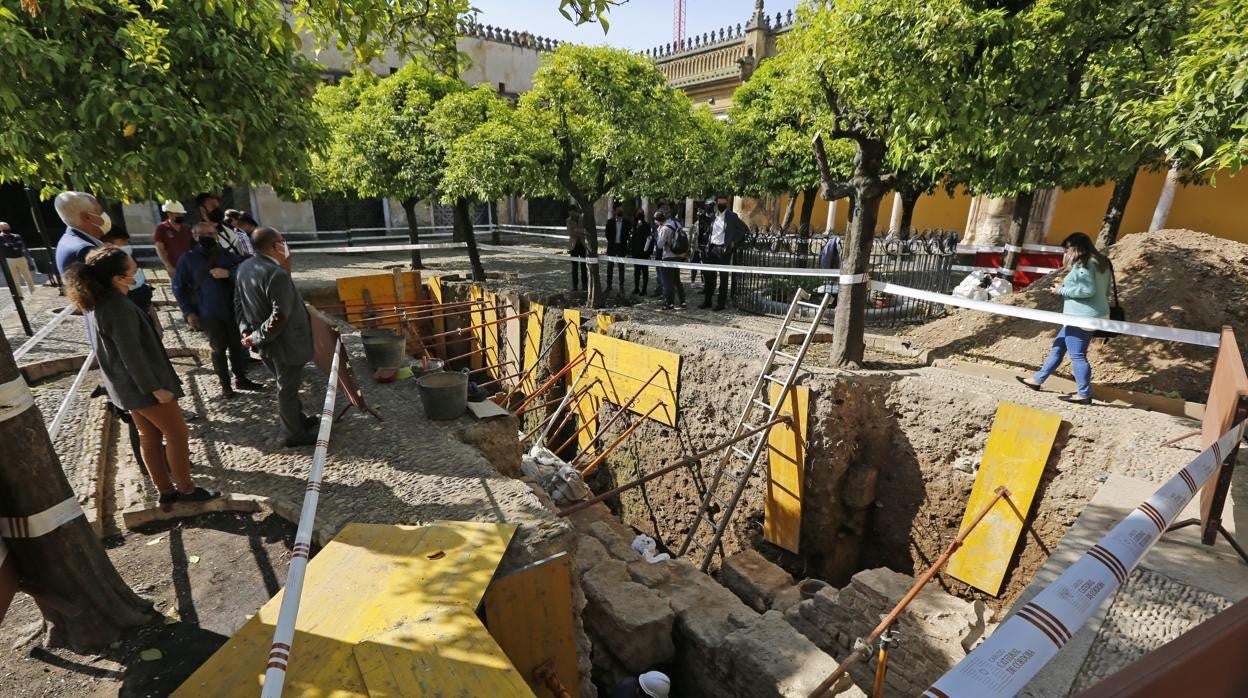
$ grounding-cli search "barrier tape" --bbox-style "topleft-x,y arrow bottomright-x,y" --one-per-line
310,242 -> 469,254
47,350 -> 96,442
953,265 -> 1059,275
956,243 -> 1065,254
1003,244 -> 1024,253
926,421 -> 1247,697
260,339 -> 342,698
494,226 -> 569,241
0,496 -> 84,538
0,376 -> 35,423
870,280 -> 1221,347
13,305 -> 76,362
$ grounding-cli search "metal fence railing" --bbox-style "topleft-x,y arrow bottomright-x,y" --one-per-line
732,230 -> 960,327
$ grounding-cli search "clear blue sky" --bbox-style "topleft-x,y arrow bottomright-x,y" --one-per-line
469,0 -> 795,52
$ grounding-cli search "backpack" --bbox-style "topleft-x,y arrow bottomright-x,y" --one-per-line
670,225 -> 690,256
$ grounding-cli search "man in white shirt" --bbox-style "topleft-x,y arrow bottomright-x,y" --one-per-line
701,195 -> 749,310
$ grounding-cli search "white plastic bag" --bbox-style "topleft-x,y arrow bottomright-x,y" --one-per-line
630,534 -> 671,564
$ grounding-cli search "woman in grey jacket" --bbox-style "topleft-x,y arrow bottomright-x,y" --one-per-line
65,247 -> 217,509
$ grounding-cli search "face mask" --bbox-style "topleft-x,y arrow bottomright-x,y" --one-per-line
716,203 -> 728,213
199,235 -> 217,250
171,216 -> 185,224
278,241 -> 290,257
94,211 -> 112,234
207,208 -> 225,224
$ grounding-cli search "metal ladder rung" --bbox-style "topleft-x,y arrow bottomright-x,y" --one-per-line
763,374 -> 786,384
750,397 -> 772,411
731,446 -> 754,460
774,351 -> 800,362
796,300 -> 822,310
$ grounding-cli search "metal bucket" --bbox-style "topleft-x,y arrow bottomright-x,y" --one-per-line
410,358 -> 445,379
361,328 -> 406,370
416,371 -> 468,420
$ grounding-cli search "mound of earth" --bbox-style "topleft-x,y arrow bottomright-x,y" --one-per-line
903,229 -> 1248,401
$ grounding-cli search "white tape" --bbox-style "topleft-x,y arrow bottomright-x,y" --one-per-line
598,253 -> 841,278
0,376 -> 35,423
953,265 -> 1058,275
13,305 -> 76,362
870,280 -> 1221,347
956,243 -> 1064,255
1003,244 -> 1024,253
495,226 -> 569,241
838,273 -> 868,285
309,242 -> 468,254
478,243 -> 601,265
0,496 -> 84,538
927,422 -> 1246,697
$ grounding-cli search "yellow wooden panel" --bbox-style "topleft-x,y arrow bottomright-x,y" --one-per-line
501,292 -> 523,390
354,616 -> 534,698
595,313 -> 615,334
483,553 -> 580,698
765,384 -> 808,554
427,276 -> 448,358
483,291 -> 500,381
521,302 -> 545,395
946,403 -> 1062,596
468,285 -> 485,371
562,309 -> 582,369
174,521 -> 517,698
582,333 -> 681,428
337,272 -> 421,329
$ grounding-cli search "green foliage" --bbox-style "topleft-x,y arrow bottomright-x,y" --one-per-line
428,84 -> 534,202
1139,0 -> 1247,174
0,0 -> 324,200
311,60 -> 462,204
727,50 -> 852,197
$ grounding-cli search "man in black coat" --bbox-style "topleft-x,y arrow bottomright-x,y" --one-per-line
701,195 -> 750,310
602,204 -> 632,292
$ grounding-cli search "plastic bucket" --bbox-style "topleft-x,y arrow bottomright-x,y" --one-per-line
417,371 -> 468,420
361,328 -> 406,370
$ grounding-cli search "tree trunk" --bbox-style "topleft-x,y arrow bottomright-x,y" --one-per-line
781,191 -> 798,232
455,198 -> 486,282
1149,163 -> 1180,232
899,189 -> 920,239
798,187 -> 818,237
0,324 -> 158,652
1096,171 -> 1137,250
1002,190 -> 1035,271
829,139 -> 887,368
401,198 -> 423,269
576,199 -> 602,309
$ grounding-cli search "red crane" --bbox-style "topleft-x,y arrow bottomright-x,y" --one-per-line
673,0 -> 686,48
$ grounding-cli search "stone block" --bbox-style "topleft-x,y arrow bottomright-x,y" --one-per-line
581,559 -> 675,673
720,549 -> 796,612
770,584 -> 803,612
722,611 -> 863,698
586,520 -> 642,562
656,559 -> 757,652
574,534 -> 611,575
626,558 -> 673,587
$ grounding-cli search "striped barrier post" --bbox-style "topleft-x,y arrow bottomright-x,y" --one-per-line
260,339 -> 343,698
925,422 -> 1247,697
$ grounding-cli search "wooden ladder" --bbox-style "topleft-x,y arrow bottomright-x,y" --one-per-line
677,288 -> 832,572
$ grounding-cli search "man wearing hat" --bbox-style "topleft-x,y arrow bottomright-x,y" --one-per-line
154,199 -> 192,278
612,671 -> 671,698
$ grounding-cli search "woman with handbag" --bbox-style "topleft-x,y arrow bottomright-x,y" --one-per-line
1017,232 -> 1115,405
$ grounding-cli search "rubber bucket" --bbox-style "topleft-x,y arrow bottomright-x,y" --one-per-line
361,328 -> 406,370
417,371 -> 468,420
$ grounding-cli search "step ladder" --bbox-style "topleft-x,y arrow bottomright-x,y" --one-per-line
677,288 -> 833,572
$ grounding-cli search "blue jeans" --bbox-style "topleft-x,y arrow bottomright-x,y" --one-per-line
1034,325 -> 1093,398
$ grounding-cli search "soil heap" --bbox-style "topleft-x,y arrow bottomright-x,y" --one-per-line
903,229 -> 1248,401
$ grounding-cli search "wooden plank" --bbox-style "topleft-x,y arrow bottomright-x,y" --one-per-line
521,302 -> 545,395
502,292 -> 523,390
1199,327 -> 1248,532
765,384 -> 809,554
483,553 -> 580,698
946,402 -> 1062,596
468,400 -> 511,420
427,276 -> 448,359
560,310 -> 594,454
595,313 -> 615,335
483,291 -> 501,380
173,521 -> 517,698
582,333 -> 681,428
336,272 -> 421,329
468,285 -> 485,371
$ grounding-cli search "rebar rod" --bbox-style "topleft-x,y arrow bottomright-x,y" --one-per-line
554,367 -> 664,457
576,402 -> 663,476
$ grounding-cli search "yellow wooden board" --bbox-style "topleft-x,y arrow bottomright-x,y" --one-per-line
559,310 -> 595,454
521,302 -> 545,395
427,276 -> 448,358
946,402 -> 1062,596
174,521 -> 518,698
468,285 -> 485,371
595,313 -> 615,334
336,272 -> 422,329
483,553 -> 580,698
502,292 -> 523,390
765,384 -> 808,554
562,309 -> 582,367
483,291 -> 501,381
581,333 -> 681,428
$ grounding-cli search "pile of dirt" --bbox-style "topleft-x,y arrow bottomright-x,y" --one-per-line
903,229 -> 1248,401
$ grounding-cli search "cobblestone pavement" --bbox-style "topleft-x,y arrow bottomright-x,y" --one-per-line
1070,566 -> 1232,692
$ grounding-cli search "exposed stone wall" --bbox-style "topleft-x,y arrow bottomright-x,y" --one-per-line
569,504 -> 864,698
785,568 -> 995,697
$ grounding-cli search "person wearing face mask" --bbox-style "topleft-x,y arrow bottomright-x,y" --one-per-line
602,205 -> 632,293
0,221 -> 37,300
54,190 -> 110,276
234,227 -> 317,447
196,192 -> 247,259
701,195 -> 749,311
629,210 -> 652,295
231,211 -> 258,257
63,247 -> 219,510
174,223 -> 264,398
101,229 -> 164,336
154,200 -> 192,278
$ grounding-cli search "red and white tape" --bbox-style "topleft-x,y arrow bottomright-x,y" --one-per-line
260,339 -> 342,697
926,422 -> 1246,697
0,496 -> 84,538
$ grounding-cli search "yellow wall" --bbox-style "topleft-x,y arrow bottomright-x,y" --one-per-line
773,187 -> 972,234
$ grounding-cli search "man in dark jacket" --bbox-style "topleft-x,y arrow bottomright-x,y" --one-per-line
701,195 -> 750,310
175,223 -> 264,398
602,205 -> 632,292
235,227 -> 317,447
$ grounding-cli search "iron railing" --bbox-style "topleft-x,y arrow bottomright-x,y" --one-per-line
732,230 -> 960,327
